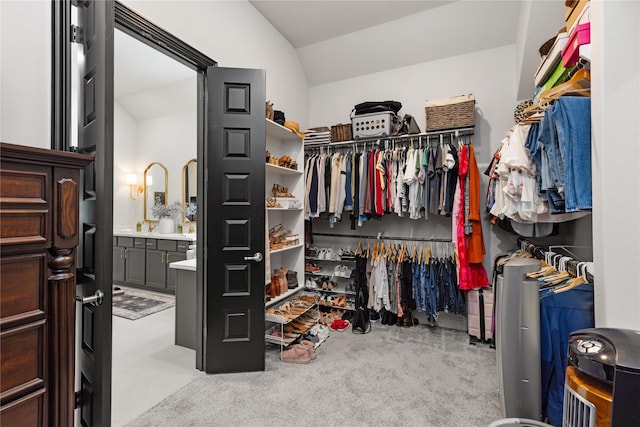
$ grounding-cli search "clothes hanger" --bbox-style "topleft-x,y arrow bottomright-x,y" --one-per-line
521,69 -> 592,120
527,265 -> 556,278
542,68 -> 591,101
554,276 -> 587,293
355,240 -> 362,256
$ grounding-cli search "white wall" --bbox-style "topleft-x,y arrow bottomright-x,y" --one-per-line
137,111 -> 197,220
310,44 -> 517,164
113,106 -> 196,229
591,0 -> 640,329
113,102 -> 140,229
122,0 -> 310,128
0,0 -> 50,148
309,44 -> 522,273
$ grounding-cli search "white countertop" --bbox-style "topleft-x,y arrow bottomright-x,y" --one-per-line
169,258 -> 197,271
114,230 -> 197,242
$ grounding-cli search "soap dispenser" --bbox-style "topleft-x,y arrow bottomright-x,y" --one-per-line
136,221 -> 142,232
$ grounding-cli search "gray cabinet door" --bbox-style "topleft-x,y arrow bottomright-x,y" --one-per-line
125,247 -> 146,285
145,249 -> 167,289
166,250 -> 187,291
113,246 -> 125,282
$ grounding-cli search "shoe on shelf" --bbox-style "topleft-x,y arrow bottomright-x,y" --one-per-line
307,247 -> 319,258
305,263 -> 321,272
345,281 -> 355,293
324,248 -> 334,260
334,265 -> 351,278
272,183 -> 294,198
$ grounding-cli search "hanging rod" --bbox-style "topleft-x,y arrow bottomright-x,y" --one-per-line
312,232 -> 451,243
517,238 -> 594,282
303,127 -> 475,149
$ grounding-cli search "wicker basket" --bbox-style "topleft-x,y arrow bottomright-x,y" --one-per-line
424,94 -> 475,131
331,123 -> 352,143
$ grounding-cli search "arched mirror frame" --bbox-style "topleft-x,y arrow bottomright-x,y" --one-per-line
143,161 -> 169,222
182,158 -> 197,224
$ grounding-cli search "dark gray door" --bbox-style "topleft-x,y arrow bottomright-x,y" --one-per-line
204,67 -> 266,373
75,0 -> 114,425
124,247 -> 145,285
145,249 -> 166,289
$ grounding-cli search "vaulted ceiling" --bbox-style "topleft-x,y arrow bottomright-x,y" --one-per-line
115,1 -> 565,119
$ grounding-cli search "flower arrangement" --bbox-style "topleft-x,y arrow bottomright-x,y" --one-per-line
151,200 -> 183,220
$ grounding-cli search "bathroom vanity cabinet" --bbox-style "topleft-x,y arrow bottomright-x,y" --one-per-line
112,232 -> 195,294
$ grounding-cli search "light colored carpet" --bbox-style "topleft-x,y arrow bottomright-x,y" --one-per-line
127,323 -> 502,427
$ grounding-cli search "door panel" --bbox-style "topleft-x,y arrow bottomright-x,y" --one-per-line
205,67 -> 265,373
145,250 -> 166,289
75,0 -> 114,425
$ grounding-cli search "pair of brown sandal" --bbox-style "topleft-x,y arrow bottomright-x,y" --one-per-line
272,183 -> 293,198
278,156 -> 297,170
266,197 -> 282,208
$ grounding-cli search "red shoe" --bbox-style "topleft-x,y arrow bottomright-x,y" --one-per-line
330,319 -> 350,332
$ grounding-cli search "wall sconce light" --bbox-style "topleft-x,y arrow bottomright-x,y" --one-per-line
126,174 -> 143,200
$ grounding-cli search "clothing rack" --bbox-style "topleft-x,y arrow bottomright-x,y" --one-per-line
303,127 -> 475,149
517,238 -> 594,282
313,231 -> 451,243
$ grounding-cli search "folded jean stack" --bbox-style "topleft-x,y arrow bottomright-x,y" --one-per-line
303,127 -> 331,145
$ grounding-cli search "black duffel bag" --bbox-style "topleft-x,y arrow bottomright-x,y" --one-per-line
352,100 -> 402,116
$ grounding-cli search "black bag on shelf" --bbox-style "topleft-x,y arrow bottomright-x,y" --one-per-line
397,114 -> 422,135
352,100 -> 402,116
273,110 -> 285,125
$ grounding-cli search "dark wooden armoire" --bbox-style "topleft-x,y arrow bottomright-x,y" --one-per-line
0,142 -> 93,426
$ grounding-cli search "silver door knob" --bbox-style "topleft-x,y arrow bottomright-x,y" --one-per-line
244,252 -> 263,262
76,289 -> 104,306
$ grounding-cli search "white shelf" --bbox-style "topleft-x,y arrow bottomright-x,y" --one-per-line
266,118 -> 302,143
265,302 -> 316,324
305,284 -> 355,296
266,163 -> 303,175
305,269 -> 352,278
265,284 -> 304,309
267,207 -> 303,211
265,116 -> 305,343
306,256 -> 356,263
265,325 -> 295,347
270,243 -> 303,254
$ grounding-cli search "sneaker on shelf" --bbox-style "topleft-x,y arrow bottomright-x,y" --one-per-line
309,324 -> 330,341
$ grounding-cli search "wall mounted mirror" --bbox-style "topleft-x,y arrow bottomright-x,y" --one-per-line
182,158 -> 197,224
143,162 -> 169,221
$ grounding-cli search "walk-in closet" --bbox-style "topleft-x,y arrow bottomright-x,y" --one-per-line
2,1 -> 639,426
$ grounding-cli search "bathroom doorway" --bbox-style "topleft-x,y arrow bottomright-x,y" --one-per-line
111,26 -> 198,425
63,2 -> 265,423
